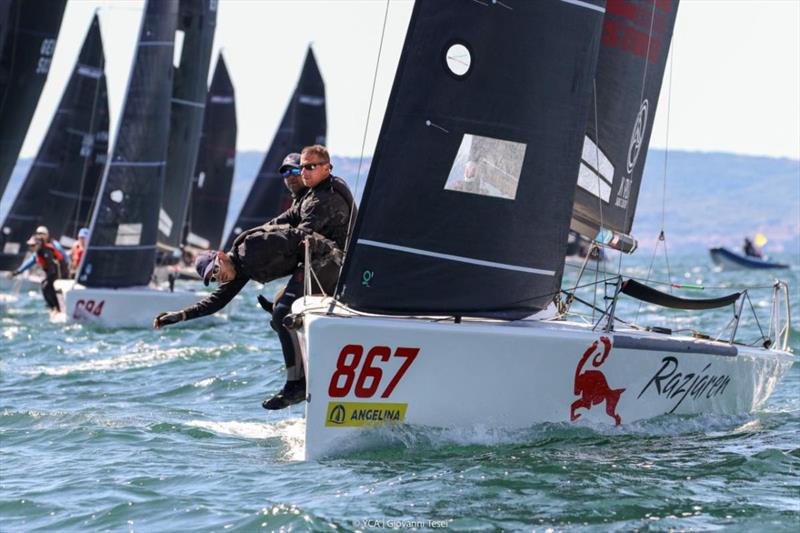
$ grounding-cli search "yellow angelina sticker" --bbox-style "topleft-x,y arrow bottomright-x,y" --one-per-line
325,402 -> 408,427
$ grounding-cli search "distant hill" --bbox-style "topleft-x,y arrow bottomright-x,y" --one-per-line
3,150 -> 797,256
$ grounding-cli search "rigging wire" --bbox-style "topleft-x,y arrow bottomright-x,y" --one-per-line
618,0 -> 658,276
335,0 -> 391,298
635,10 -> 677,324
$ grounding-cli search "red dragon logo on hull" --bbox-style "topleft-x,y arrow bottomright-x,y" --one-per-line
570,336 -> 625,426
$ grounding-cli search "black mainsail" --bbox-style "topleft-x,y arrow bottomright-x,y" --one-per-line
157,0 -> 217,254
223,46 -> 325,250
0,14 -> 108,272
78,0 -> 179,287
183,53 -> 236,252
570,0 -> 679,249
336,0 -> 606,319
0,0 -> 68,197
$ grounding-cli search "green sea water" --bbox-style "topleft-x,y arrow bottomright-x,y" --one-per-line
1,253 -> 798,532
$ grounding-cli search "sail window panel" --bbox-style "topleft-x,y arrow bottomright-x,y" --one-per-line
172,30 -> 184,68
115,223 -> 143,246
444,134 -> 525,200
577,163 -> 612,202
3,243 -> 20,255
444,43 -> 471,77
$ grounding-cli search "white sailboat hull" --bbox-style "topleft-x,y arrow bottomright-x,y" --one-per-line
293,298 -> 794,460
62,283 -> 204,328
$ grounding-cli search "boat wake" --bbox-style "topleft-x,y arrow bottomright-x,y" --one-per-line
317,413 -> 767,459
185,418 -> 306,460
28,346 -> 200,376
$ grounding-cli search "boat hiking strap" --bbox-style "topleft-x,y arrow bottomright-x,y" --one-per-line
621,279 -> 741,311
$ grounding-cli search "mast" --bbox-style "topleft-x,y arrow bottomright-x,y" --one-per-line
157,0 -> 217,256
0,14 -> 108,271
0,0 -> 68,197
77,0 -> 179,288
337,0 -> 606,319
570,0 -> 679,251
222,46 -> 326,250
183,53 -> 237,252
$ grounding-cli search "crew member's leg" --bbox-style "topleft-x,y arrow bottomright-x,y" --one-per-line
41,274 -> 60,311
264,272 -> 305,410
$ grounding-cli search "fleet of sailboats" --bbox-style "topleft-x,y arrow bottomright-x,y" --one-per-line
223,46 -> 326,250
0,0 -> 794,461
0,14 -> 107,275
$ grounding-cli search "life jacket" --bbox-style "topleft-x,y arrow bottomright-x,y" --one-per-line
71,242 -> 84,267
35,241 -> 68,277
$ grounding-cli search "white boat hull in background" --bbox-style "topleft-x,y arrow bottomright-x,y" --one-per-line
293,297 -> 794,460
62,283 -> 204,328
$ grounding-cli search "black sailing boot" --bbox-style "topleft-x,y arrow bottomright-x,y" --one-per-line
262,378 -> 306,410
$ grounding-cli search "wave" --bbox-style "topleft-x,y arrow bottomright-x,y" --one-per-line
27,346 -> 200,376
185,418 -> 306,460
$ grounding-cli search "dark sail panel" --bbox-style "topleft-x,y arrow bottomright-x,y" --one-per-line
223,46 -> 326,250
158,0 -> 217,252
338,0 -> 605,318
0,0 -> 68,197
184,53 -> 236,251
571,0 -> 679,242
78,0 -> 178,288
0,15 -> 108,272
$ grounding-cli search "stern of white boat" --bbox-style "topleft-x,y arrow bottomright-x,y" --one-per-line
63,283 -> 205,328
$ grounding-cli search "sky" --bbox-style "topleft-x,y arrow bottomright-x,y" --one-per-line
15,0 -> 800,163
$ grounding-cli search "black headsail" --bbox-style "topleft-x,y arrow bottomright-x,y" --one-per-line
570,0 -> 679,250
0,14 -> 108,272
183,53 -> 237,252
337,0 -> 606,319
157,0 -> 217,255
0,0 -> 68,197
78,0 -> 179,288
223,46 -> 326,250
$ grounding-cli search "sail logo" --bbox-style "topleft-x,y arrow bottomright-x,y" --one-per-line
570,336 -> 625,426
325,402 -> 407,427
626,99 -> 648,174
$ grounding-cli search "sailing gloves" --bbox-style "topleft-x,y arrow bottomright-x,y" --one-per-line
153,311 -> 185,329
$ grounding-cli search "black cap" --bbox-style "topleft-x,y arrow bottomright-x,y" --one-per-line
278,153 -> 301,173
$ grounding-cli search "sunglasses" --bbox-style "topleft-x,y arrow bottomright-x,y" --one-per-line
209,258 -> 221,282
281,168 -> 301,178
299,161 -> 328,171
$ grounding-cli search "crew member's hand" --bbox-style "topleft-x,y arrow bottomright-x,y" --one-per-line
153,311 -> 182,329
6,271 -> 16,279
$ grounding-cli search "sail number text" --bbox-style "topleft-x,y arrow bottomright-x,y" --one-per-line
73,299 -> 105,318
328,345 -> 419,399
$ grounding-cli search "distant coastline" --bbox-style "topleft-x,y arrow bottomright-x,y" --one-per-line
3,150 -> 798,256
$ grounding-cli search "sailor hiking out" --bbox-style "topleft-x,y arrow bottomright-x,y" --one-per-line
154,145 -> 355,411
8,226 -> 69,313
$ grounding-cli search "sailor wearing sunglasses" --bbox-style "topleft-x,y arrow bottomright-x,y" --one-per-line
254,145 -> 355,409
154,146 -> 354,412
